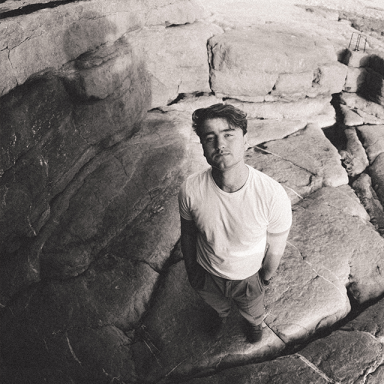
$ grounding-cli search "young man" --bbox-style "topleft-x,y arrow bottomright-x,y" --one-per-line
178,104 -> 292,343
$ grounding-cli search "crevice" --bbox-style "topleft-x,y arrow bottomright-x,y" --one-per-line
254,144 -> 318,176
295,353 -> 340,383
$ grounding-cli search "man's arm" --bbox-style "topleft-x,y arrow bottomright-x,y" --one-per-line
180,216 -> 200,285
260,228 -> 290,282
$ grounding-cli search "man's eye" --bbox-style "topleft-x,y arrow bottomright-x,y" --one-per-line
205,137 -> 214,142
224,133 -> 233,137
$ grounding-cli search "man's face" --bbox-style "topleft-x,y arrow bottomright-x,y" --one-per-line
199,118 -> 248,171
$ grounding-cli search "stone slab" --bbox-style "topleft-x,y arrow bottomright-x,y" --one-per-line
247,119 -> 307,148
209,24 -> 337,100
185,354 -> 329,384
290,186 -> 384,304
340,127 -> 369,177
246,123 -> 348,203
264,243 -> 350,343
129,22 -> 223,108
224,96 -> 333,121
133,262 -> 285,383
356,124 -> 384,163
352,173 -> 384,235
341,93 -> 384,121
299,330 -> 383,384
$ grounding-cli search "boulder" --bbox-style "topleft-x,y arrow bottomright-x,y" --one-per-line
343,66 -> 368,93
208,24 -> 337,101
247,119 -> 307,148
341,93 -> 384,121
356,124 -> 384,163
1,0 -> 206,98
339,127 -> 369,177
224,96 -> 333,122
264,243 -> 350,343
246,123 -> 348,203
290,186 -> 384,304
352,173 -> 384,235
370,153 -> 384,209
339,105 -> 364,126
129,22 -> 223,108
40,111 -> 190,279
313,62 -> 348,95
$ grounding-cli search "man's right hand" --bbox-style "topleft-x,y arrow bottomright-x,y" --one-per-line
186,263 -> 206,290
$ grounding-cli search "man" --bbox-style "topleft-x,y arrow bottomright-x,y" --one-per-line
178,104 -> 292,343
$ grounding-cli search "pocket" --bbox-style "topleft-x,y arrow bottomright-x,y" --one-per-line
245,272 -> 264,297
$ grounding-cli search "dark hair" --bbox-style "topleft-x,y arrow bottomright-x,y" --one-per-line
192,103 -> 247,138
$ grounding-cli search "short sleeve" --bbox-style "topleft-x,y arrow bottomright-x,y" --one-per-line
267,184 -> 292,234
178,180 -> 194,221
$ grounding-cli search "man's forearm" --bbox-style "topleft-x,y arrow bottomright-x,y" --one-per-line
261,229 -> 290,281
261,250 -> 283,281
181,233 -> 198,272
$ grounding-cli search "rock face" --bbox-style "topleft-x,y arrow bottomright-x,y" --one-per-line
208,25 -> 346,101
3,0 -> 384,383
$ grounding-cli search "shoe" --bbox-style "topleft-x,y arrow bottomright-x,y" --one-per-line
247,322 -> 263,343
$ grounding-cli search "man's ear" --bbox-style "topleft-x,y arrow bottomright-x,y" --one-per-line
243,133 -> 249,149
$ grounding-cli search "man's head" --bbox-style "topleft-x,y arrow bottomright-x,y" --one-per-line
192,103 -> 247,139
192,104 -> 248,172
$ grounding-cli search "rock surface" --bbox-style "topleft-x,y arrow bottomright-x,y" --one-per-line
3,0 -> 384,383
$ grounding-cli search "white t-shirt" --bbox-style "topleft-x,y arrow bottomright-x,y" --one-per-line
178,165 -> 292,280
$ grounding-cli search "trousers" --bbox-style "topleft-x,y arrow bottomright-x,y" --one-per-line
193,266 -> 265,325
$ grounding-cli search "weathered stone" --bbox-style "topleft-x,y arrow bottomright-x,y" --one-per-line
314,62 -> 348,94
40,111 -> 190,278
249,123 -> 348,190
341,92 -> 384,121
0,255 -> 157,382
307,103 -> 337,128
209,25 -> 337,100
271,71 -> 314,97
352,173 -> 384,235
224,96 -> 333,121
299,330 -> 383,384
264,243 -> 350,343
129,22 -> 223,108
356,124 -> 384,163
343,295 -> 384,338
132,261 -> 285,382
339,104 -> 364,126
160,94 -> 224,113
247,119 -> 307,147
0,50 -> 17,96
145,0 -> 204,26
2,0 -> 146,95
343,66 -> 368,93
290,186 -> 384,303
186,354 -> 329,384
339,127 -> 369,177
370,153 -> 384,209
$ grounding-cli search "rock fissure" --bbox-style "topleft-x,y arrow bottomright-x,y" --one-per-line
254,144 -> 318,176
295,353 -> 340,383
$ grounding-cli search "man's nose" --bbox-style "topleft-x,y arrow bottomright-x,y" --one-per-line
216,136 -> 225,149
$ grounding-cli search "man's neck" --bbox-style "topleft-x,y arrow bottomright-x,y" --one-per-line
211,162 -> 249,193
